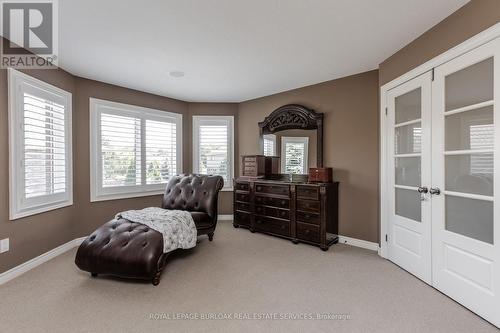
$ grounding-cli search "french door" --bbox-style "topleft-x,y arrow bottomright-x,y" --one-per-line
387,72 -> 432,284
386,37 -> 500,326
431,38 -> 499,326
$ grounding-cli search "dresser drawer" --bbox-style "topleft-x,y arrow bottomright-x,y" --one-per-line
243,156 -> 257,163
296,211 -> 320,225
255,195 -> 290,209
235,192 -> 250,202
297,200 -> 320,213
255,205 -> 290,220
297,186 -> 319,200
235,182 -> 250,192
255,216 -> 290,237
234,211 -> 251,226
296,222 -> 320,243
235,201 -> 251,212
255,184 -> 290,196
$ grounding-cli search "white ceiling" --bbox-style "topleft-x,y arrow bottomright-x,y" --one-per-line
58,0 -> 469,102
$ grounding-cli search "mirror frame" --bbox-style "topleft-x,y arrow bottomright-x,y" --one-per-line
258,104 -> 324,167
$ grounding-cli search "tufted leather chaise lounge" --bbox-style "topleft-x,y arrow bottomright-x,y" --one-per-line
75,174 -> 224,285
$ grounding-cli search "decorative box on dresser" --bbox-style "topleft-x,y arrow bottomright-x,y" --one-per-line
233,177 -> 339,251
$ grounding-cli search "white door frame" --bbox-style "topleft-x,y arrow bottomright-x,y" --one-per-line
380,22 -> 500,259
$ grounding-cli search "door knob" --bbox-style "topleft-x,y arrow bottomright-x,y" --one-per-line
417,186 -> 428,194
429,187 -> 441,195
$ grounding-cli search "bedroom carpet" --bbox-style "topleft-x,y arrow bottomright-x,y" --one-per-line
0,221 -> 497,333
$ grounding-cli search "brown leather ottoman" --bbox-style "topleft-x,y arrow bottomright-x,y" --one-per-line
75,218 -> 167,285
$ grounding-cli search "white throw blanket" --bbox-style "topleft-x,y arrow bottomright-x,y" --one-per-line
115,207 -> 197,253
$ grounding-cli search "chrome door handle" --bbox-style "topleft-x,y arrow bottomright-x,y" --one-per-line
417,186 -> 428,194
429,187 -> 441,195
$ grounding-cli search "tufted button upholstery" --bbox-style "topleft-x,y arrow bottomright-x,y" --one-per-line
75,174 -> 224,284
162,174 -> 224,231
75,219 -> 165,280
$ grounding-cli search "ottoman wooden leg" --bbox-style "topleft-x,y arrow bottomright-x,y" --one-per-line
91,273 -> 98,277
208,232 -> 214,241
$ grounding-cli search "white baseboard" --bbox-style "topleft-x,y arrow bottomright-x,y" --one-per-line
338,235 -> 379,252
218,214 -> 233,221
0,237 -> 86,285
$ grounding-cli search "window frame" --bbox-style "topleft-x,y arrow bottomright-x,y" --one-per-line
192,115 -> 234,191
90,98 -> 183,202
280,136 -> 309,174
8,68 -> 73,220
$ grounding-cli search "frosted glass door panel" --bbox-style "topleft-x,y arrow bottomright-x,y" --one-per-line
445,106 -> 493,151
445,154 -> 493,196
395,88 -> 421,124
445,57 -> 493,111
395,157 -> 421,187
445,195 -> 493,244
395,122 -> 422,154
396,188 -> 421,222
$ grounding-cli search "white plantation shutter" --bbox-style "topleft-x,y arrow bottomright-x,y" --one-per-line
100,113 -> 141,187
281,137 -> 309,174
263,134 -> 276,156
24,93 -> 67,197
146,119 -> 177,184
9,69 -> 73,220
193,116 -> 234,189
90,99 -> 182,201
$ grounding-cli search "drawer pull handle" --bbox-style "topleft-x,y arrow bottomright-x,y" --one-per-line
257,220 -> 262,224
305,229 -> 310,235
281,225 -> 286,230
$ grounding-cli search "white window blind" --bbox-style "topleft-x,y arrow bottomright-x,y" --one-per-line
193,116 -> 234,190
9,69 -> 73,220
90,98 -> 182,201
281,137 -> 309,174
263,134 -> 276,156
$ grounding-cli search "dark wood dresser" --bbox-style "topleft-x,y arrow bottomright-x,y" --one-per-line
233,177 -> 339,251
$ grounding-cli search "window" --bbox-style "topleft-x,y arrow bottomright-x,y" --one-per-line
90,98 -> 182,201
8,69 -> 73,219
263,134 -> 276,156
281,136 -> 309,174
192,116 -> 234,190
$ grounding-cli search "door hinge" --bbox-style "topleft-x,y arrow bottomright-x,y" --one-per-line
385,234 -> 388,242
431,68 -> 435,81
385,107 -> 388,115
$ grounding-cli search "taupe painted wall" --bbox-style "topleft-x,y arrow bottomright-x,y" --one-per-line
239,70 -> 380,243
379,0 -> 500,86
0,66 -> 77,273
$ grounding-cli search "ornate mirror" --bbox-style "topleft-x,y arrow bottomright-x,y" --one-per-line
258,104 -> 324,173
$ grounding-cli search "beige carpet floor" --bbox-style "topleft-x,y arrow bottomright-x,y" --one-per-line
0,221 -> 497,333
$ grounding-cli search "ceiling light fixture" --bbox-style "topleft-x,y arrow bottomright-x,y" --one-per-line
169,70 -> 185,78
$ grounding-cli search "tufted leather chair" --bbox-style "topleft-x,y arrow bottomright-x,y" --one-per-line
162,174 -> 224,240
75,174 -> 224,285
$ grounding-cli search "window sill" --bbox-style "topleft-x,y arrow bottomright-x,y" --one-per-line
10,200 -> 73,220
90,189 -> 165,202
